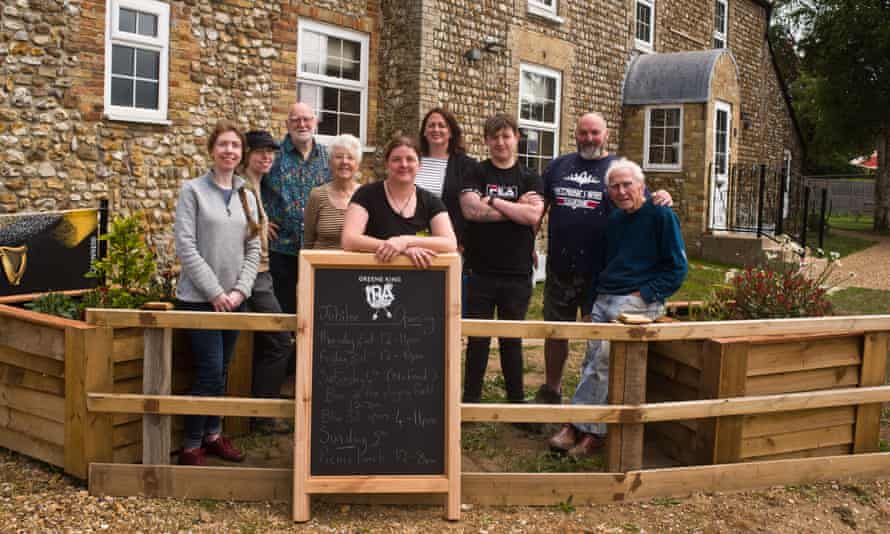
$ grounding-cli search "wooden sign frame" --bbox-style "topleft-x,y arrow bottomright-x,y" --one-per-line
293,251 -> 462,522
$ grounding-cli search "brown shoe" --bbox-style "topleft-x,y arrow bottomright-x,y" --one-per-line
203,435 -> 245,462
568,432 -> 606,459
178,447 -> 206,466
548,423 -> 577,452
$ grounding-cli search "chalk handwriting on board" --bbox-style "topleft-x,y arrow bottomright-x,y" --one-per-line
311,269 -> 446,476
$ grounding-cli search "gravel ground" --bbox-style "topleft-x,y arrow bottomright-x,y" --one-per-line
2,447 -> 890,533
830,230 -> 890,290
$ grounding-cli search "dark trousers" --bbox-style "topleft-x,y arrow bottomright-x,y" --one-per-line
462,272 -> 532,403
177,301 -> 240,449
245,272 -> 291,403
269,250 -> 299,376
269,250 -> 299,315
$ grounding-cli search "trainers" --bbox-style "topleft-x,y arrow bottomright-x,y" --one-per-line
548,423 -> 577,452
178,447 -> 206,466
534,384 -> 562,404
203,435 -> 245,462
568,432 -> 606,459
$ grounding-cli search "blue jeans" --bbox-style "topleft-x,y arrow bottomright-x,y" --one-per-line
571,294 -> 664,436
177,301 -> 240,449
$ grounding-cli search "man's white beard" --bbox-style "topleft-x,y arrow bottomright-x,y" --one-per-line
578,144 -> 605,160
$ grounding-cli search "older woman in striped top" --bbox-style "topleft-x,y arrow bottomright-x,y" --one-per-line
302,134 -> 362,250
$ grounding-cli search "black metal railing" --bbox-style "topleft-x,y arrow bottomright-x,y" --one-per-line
708,163 -> 793,238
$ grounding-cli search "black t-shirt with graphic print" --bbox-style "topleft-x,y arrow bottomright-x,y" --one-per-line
462,160 -> 544,277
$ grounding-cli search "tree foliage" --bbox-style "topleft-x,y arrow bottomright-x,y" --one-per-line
788,0 -> 890,228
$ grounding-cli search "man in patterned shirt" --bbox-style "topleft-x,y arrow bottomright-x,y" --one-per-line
262,102 -> 330,315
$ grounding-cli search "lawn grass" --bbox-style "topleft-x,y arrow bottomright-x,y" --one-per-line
829,215 -> 875,232
672,259 -> 731,302
828,287 -> 890,315
804,230 -> 877,258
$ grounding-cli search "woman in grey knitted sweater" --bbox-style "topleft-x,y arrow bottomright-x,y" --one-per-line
174,121 -> 261,466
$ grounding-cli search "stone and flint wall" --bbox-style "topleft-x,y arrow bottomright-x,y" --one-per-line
1,0 -> 804,264
1,0 -> 382,262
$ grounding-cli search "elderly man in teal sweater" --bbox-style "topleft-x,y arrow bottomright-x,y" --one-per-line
549,158 -> 688,459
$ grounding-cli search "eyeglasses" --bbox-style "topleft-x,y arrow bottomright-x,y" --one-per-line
287,117 -> 315,125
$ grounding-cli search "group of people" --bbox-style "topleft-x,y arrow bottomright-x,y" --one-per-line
172,101 -> 688,466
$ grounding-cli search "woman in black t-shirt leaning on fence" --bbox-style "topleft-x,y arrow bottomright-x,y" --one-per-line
341,134 -> 457,268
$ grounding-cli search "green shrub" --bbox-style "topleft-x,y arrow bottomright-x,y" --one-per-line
25,292 -> 80,320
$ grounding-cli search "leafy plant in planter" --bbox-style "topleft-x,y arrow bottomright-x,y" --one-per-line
83,213 -> 164,310
25,292 -> 80,319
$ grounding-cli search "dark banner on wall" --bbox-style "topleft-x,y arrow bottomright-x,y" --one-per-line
0,208 -> 100,297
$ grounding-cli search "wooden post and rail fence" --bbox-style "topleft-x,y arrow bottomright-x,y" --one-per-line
81,314 -> 890,503
75,253 -> 890,521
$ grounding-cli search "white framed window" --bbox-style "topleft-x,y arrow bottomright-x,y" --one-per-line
104,0 -> 170,124
528,0 -> 563,23
635,0 -> 655,52
713,0 -> 728,48
643,106 -> 683,171
518,63 -> 561,175
297,19 -> 369,145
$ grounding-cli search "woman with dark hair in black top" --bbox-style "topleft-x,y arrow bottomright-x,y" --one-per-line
416,107 -> 478,246
341,134 -> 457,268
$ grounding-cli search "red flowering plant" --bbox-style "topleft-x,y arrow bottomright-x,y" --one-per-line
694,243 -> 850,321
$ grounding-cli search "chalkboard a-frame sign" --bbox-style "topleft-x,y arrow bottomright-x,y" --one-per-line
293,251 -> 461,522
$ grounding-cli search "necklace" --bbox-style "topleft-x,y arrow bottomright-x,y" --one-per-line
384,181 -> 414,216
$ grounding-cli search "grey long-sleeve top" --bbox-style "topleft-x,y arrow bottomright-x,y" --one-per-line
174,171 -> 261,303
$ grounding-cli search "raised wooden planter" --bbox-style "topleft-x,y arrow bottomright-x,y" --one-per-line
648,331 -> 888,465
0,303 -> 254,479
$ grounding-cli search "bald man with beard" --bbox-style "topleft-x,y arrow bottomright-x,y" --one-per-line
535,113 -> 672,408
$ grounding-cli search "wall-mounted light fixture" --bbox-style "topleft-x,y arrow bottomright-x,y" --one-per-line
465,36 -> 505,61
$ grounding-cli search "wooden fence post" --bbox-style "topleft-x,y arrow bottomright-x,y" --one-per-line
697,341 -> 749,464
607,341 -> 648,472
143,328 -> 172,465
64,326 -> 114,479
853,332 -> 889,453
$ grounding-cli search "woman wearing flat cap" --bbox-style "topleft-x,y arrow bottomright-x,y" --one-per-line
241,130 -> 292,435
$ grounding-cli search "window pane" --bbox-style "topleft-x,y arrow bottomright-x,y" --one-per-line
119,8 -> 137,33
111,77 -> 134,106
543,100 -> 556,123
318,111 -> 338,136
342,60 -> 360,81
138,12 -> 158,37
298,83 -> 320,111
540,130 -> 555,157
300,32 -> 322,74
341,39 -> 360,62
521,129 -> 540,155
112,45 -> 134,76
325,37 -> 343,77
340,89 -> 361,114
325,56 -> 342,78
134,80 -> 159,109
322,86 -> 339,112
135,49 -> 160,79
340,114 -> 360,137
